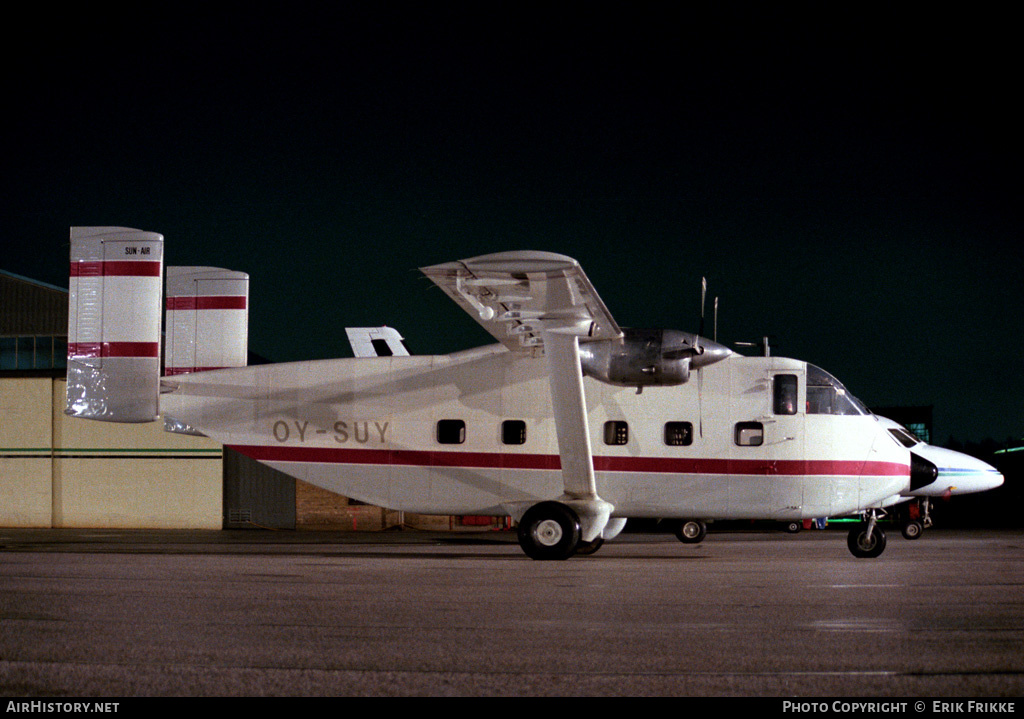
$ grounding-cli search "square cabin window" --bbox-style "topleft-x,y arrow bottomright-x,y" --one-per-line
664,421 -> 693,446
604,420 -> 629,445
436,419 -> 466,444
501,419 -> 527,445
735,421 -> 764,447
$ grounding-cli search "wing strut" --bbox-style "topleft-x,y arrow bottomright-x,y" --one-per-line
421,251 -> 618,543
542,318 -> 613,543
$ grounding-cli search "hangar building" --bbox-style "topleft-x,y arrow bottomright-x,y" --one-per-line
1,270 -> 484,531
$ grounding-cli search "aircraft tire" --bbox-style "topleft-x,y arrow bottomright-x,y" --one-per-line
675,519 -> 707,544
847,525 -> 887,558
517,501 -> 581,560
574,537 -> 605,556
901,520 -> 924,540
784,521 -> 802,534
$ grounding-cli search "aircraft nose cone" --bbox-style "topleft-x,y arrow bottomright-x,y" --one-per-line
953,456 -> 1004,492
932,446 -> 1005,494
982,465 -> 1005,491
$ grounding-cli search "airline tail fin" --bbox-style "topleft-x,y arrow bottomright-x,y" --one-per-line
65,227 -> 249,423
345,327 -> 410,357
66,227 -> 165,422
165,267 -> 249,375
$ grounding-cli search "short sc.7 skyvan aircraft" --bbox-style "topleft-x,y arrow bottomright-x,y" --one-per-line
67,226 -> 932,560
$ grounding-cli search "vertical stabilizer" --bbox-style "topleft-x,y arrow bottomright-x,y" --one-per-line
66,227 -> 164,422
165,267 -> 249,375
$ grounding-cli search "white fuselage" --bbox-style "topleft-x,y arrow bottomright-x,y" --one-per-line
161,346 -> 910,521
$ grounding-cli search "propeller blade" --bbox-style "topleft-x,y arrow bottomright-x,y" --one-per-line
693,277 -> 707,356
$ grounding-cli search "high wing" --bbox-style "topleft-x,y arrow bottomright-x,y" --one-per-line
421,251 -> 620,546
420,251 -> 623,353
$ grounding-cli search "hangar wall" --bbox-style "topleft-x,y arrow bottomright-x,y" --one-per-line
1,270 -> 508,532
1,377 -> 222,528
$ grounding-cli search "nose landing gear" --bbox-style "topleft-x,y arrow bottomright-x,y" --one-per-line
847,509 -> 887,558
901,498 -> 932,540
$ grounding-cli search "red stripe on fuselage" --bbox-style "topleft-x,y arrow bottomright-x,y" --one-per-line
226,444 -> 909,477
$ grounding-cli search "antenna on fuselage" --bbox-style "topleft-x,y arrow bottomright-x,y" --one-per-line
713,296 -> 718,343
699,277 -> 707,334
735,336 -> 772,357
697,278 -> 709,438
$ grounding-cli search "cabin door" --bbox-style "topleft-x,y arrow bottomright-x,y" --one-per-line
764,371 -> 807,519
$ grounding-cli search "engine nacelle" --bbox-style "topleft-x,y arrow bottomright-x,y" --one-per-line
578,328 -> 729,388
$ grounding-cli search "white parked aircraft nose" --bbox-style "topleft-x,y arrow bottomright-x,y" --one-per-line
925,446 -> 1005,495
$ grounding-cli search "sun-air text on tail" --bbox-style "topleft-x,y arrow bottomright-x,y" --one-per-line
65,226 -> 1000,560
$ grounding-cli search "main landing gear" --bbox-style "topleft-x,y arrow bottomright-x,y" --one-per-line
517,501 -> 581,560
515,501 -> 622,560
674,519 -> 708,544
847,509 -> 887,558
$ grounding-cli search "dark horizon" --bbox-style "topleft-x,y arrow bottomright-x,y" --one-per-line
3,5 -> 1020,444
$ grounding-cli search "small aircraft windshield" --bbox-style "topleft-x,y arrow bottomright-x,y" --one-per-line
887,427 -> 921,448
806,365 -> 869,416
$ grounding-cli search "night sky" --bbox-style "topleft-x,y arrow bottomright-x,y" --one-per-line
3,4 -> 1020,444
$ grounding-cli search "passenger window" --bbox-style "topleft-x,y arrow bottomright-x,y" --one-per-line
735,421 -> 764,446
664,422 -> 693,446
501,419 -> 527,445
436,419 -> 466,444
604,420 -> 629,445
773,374 -> 798,415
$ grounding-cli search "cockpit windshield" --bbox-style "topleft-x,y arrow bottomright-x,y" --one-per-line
806,364 -> 869,416
887,427 -> 922,447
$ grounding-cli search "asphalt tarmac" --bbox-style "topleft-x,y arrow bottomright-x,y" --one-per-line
1,527 -> 1022,698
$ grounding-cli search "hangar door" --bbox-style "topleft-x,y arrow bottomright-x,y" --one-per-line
223,447 -> 296,529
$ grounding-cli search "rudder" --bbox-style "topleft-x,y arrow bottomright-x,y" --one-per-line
66,227 -> 164,422
165,266 -> 249,375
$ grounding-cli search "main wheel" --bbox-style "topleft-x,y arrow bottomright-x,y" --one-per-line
674,519 -> 707,544
517,502 -> 582,560
574,536 -> 605,556
901,520 -> 924,540
784,521 -> 802,534
847,525 -> 887,558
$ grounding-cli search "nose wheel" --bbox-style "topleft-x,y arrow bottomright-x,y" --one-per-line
847,511 -> 887,558
901,519 -> 924,540
901,498 -> 932,539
